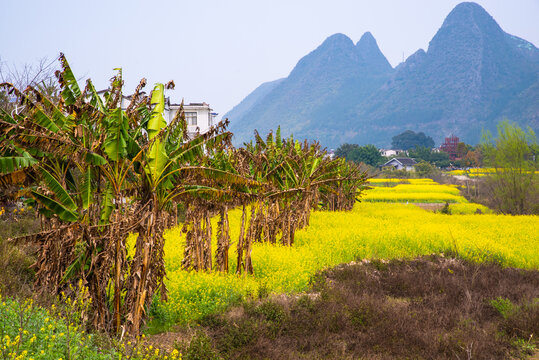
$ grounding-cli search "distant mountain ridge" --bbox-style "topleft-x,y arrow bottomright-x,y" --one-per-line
225,2 -> 539,148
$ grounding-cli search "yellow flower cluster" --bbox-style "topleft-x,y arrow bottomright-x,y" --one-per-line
448,203 -> 492,214
0,206 -> 33,218
447,168 -> 539,177
368,178 -> 436,185
448,168 -> 495,176
116,336 -> 182,360
363,184 -> 468,203
0,287 -> 182,360
159,181 -> 538,325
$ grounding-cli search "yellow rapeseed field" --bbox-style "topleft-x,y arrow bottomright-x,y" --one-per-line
448,203 -> 492,214
368,178 -> 437,185
363,181 -> 468,203
448,168 -> 494,177
448,168 -> 539,177
156,180 -> 538,325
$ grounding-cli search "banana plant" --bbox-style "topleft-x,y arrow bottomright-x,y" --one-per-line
0,53 -> 370,336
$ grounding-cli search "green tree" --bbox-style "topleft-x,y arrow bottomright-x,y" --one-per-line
481,120 -> 538,214
456,142 -> 473,158
335,143 -> 359,159
414,160 -> 440,177
391,130 -> 435,150
348,144 -> 384,166
408,146 -> 450,168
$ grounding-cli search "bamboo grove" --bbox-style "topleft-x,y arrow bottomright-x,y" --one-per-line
0,55 -> 368,336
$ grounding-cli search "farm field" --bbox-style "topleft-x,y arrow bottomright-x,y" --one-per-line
364,178 -> 468,203
192,256 -> 539,359
448,168 -> 539,177
154,179 -> 539,327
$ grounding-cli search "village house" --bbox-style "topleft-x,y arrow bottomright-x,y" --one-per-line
97,90 -> 218,139
164,99 -> 218,139
381,157 -> 418,171
379,149 -> 407,157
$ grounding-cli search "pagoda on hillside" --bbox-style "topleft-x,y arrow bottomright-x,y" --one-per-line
440,135 -> 459,160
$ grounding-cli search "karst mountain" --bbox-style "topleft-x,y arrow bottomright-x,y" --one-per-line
225,2 -> 539,148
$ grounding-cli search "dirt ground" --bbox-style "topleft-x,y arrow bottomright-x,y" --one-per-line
413,203 -> 446,211
149,255 -> 539,359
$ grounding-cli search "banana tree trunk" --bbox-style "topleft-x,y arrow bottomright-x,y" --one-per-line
244,204 -> 256,274
262,203 -> 270,243
236,204 -> 246,274
287,209 -> 294,246
203,209 -> 212,271
113,210 -> 123,335
181,208 -> 195,270
216,206 -> 230,272
129,197 -> 167,336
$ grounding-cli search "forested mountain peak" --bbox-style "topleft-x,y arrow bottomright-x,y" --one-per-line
225,2 -> 539,148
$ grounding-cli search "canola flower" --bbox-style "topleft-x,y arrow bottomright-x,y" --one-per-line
159,192 -> 538,325
368,178 -> 437,186
0,288 -> 182,360
448,168 -> 495,176
0,295 -> 113,360
363,181 -> 469,203
448,168 -> 539,177
392,184 -> 461,194
368,178 -> 437,183
363,190 -> 467,203
448,203 -> 493,214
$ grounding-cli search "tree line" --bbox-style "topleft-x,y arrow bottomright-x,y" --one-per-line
335,130 -> 481,169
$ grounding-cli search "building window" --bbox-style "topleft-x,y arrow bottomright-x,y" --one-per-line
185,112 -> 197,126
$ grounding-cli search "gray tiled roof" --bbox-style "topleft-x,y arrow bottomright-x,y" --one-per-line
394,157 -> 417,166
382,157 -> 417,167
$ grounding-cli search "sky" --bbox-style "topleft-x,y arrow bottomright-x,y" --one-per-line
1,0 -> 538,118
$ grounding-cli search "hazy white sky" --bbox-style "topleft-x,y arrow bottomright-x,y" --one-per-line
2,0 -> 538,117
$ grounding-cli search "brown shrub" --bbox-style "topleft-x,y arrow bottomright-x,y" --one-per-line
200,256 -> 539,359
0,212 -> 40,298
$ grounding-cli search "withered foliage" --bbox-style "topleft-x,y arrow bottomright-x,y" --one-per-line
0,54 -> 368,336
203,256 -> 539,360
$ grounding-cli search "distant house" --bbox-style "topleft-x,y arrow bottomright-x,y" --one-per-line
379,149 -> 406,157
326,149 -> 336,160
381,157 -> 417,171
97,90 -> 218,139
164,99 -> 218,139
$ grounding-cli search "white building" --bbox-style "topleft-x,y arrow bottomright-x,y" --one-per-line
379,149 -> 407,157
97,90 -> 218,139
164,99 -> 218,139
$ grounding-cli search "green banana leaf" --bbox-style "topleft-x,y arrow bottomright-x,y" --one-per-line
145,84 -> 169,185
146,140 -> 169,185
58,54 -> 81,106
100,184 -> 114,224
85,79 -> 106,113
103,108 -> 129,161
0,152 -> 38,174
39,167 -> 77,211
31,89 -> 72,131
84,152 -> 107,165
32,191 -> 78,222
33,107 -> 60,133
